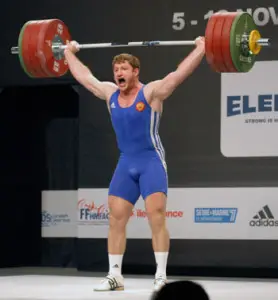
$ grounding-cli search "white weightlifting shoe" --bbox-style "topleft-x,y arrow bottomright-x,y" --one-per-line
153,274 -> 167,291
94,274 -> 124,291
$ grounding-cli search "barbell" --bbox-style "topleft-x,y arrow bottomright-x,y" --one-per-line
10,11 -> 271,78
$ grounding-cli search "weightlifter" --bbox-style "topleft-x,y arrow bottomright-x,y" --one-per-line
64,36 -> 205,292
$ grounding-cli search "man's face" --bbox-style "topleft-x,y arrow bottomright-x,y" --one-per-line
113,61 -> 139,91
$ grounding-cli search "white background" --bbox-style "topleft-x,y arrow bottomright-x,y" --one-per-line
221,60 -> 278,157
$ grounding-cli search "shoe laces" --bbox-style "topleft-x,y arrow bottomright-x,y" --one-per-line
101,274 -> 119,289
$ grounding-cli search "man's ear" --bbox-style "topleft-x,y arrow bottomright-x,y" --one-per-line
134,68 -> 139,77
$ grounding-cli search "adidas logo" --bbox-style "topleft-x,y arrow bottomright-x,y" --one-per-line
110,102 -> 116,108
249,205 -> 278,227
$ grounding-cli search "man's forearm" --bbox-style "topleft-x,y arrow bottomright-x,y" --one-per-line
174,46 -> 205,84
64,49 -> 91,82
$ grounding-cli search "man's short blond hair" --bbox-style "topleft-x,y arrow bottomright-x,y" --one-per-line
112,53 -> 140,70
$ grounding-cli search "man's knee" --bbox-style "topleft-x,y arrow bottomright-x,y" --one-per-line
147,207 -> 166,229
145,193 -> 167,231
108,196 -> 133,230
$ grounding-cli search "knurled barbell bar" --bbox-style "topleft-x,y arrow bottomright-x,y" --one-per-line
10,11 -> 271,78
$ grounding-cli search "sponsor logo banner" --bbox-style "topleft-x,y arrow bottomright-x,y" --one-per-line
194,208 -> 238,223
41,190 -> 77,238
41,188 -> 278,240
221,61 -> 278,157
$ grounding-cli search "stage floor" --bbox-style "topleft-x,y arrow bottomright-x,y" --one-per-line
0,268 -> 278,300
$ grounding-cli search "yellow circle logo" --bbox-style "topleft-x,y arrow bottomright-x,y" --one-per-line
136,101 -> 145,112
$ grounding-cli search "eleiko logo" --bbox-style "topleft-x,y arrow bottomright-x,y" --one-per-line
226,94 -> 278,117
249,205 -> 278,227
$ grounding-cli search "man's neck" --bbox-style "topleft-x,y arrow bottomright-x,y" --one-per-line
120,81 -> 142,97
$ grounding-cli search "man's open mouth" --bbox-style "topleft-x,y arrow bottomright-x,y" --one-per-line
118,78 -> 125,84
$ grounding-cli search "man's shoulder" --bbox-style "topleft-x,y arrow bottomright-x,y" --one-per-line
142,80 -> 162,103
105,84 -> 119,103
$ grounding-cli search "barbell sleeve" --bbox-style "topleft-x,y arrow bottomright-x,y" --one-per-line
256,38 -> 271,46
11,47 -> 19,54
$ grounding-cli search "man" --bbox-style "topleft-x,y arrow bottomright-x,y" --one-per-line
64,37 -> 205,291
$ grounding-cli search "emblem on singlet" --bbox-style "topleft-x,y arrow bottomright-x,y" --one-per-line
136,101 -> 145,112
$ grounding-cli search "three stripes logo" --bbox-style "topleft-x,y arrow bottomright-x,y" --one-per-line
249,205 -> 278,227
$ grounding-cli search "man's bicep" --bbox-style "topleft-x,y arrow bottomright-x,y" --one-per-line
146,73 -> 177,102
101,81 -> 118,91
143,80 -> 162,101
85,75 -> 117,100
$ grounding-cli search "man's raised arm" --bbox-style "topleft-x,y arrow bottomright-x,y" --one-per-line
145,37 -> 205,102
64,41 -> 117,101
